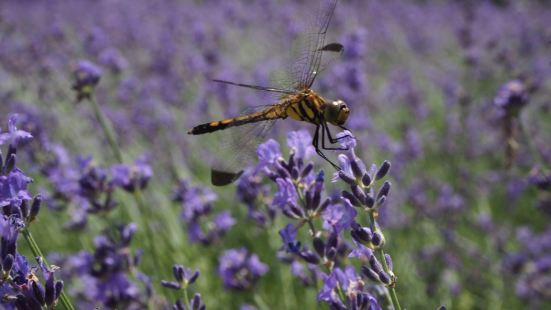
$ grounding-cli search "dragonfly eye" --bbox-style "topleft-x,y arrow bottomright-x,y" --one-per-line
324,100 -> 349,126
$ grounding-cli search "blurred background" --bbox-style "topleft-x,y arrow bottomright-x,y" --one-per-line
1,0 -> 550,309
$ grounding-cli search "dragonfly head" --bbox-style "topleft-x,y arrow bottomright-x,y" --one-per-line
324,100 -> 349,126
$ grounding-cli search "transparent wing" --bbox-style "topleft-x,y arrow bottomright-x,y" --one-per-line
289,0 -> 341,89
212,0 -> 342,94
195,105 -> 279,186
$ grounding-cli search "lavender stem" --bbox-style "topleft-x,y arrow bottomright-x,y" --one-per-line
21,228 -> 75,310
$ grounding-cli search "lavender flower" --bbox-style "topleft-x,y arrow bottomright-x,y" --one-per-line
63,223 -> 147,309
173,180 -> 235,245
0,114 -> 33,147
98,48 -> 128,73
236,170 -> 275,226
111,158 -> 153,192
161,265 -> 200,290
0,116 -> 68,308
173,293 -> 206,310
71,60 -> 102,102
218,248 -> 268,290
258,130 -> 329,223
2,255 -> 65,309
505,227 -> 551,302
318,266 -> 381,310
162,264 -> 204,310
494,80 -> 529,118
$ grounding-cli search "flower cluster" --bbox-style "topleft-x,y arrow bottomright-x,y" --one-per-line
0,115 -> 65,308
71,60 -> 102,102
161,264 -> 205,310
62,223 -> 149,309
494,80 -> 530,118
3,254 -> 65,310
44,152 -> 152,229
253,130 -> 398,309
173,180 -> 235,245
218,248 -> 268,290
505,226 -> 551,303
236,170 -> 274,226
258,130 -> 330,224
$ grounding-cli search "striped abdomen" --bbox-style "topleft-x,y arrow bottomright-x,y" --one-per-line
188,107 -> 283,135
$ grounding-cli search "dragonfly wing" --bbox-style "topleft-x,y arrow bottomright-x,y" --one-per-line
288,0 -> 341,90
201,114 -> 278,186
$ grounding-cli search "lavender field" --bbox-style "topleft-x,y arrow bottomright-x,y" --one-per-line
1,0 -> 550,309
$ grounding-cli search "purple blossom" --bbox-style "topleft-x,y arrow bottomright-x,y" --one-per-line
287,129 -> 315,161
173,179 -> 234,245
272,178 -> 298,210
0,114 -> 33,147
0,169 -> 32,208
289,261 -> 319,286
507,226 -> 551,301
173,180 -> 216,222
212,211 -> 236,232
72,60 -> 102,102
279,223 -> 300,253
318,266 -> 381,310
348,243 -> 374,261
256,139 -> 282,172
161,264 -> 200,290
236,170 -> 275,226
322,199 -> 357,233
110,158 -> 153,192
62,223 -> 146,309
0,217 -> 64,309
218,248 -> 268,290
98,48 -> 128,73
494,80 -> 529,117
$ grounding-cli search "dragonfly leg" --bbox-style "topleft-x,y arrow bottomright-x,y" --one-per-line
313,124 -> 341,170
324,124 -> 353,143
321,123 -> 349,151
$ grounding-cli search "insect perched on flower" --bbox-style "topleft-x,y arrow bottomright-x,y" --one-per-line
188,0 -> 352,186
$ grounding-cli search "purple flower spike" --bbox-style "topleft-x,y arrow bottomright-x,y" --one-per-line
256,139 -> 282,171
272,178 -> 298,210
337,130 -> 356,150
0,115 -> 33,147
162,264 -> 200,290
322,199 -> 357,234
212,211 -> 236,232
279,223 -> 301,253
111,158 -> 153,192
218,248 -> 268,290
72,60 -> 102,102
287,130 -> 315,161
318,267 -> 381,310
494,80 -> 529,117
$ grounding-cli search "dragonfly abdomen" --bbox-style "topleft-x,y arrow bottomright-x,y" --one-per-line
188,109 -> 281,135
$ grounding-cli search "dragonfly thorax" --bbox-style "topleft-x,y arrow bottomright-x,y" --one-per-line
323,99 -> 349,126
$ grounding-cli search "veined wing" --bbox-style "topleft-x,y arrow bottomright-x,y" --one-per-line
291,0 -> 342,90
190,104 -> 282,186
209,0 -> 343,96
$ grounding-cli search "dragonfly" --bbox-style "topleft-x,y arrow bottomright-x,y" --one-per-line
188,0 -> 352,186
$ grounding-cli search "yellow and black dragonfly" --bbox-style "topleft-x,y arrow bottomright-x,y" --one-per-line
189,0 -> 351,186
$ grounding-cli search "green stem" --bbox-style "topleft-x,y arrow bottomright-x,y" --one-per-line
182,286 -> 191,310
253,293 -> 270,310
133,189 -> 163,273
306,220 -> 317,236
518,116 -> 549,171
21,229 -> 75,310
89,96 -> 124,163
87,96 -> 164,276
368,212 -> 401,310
